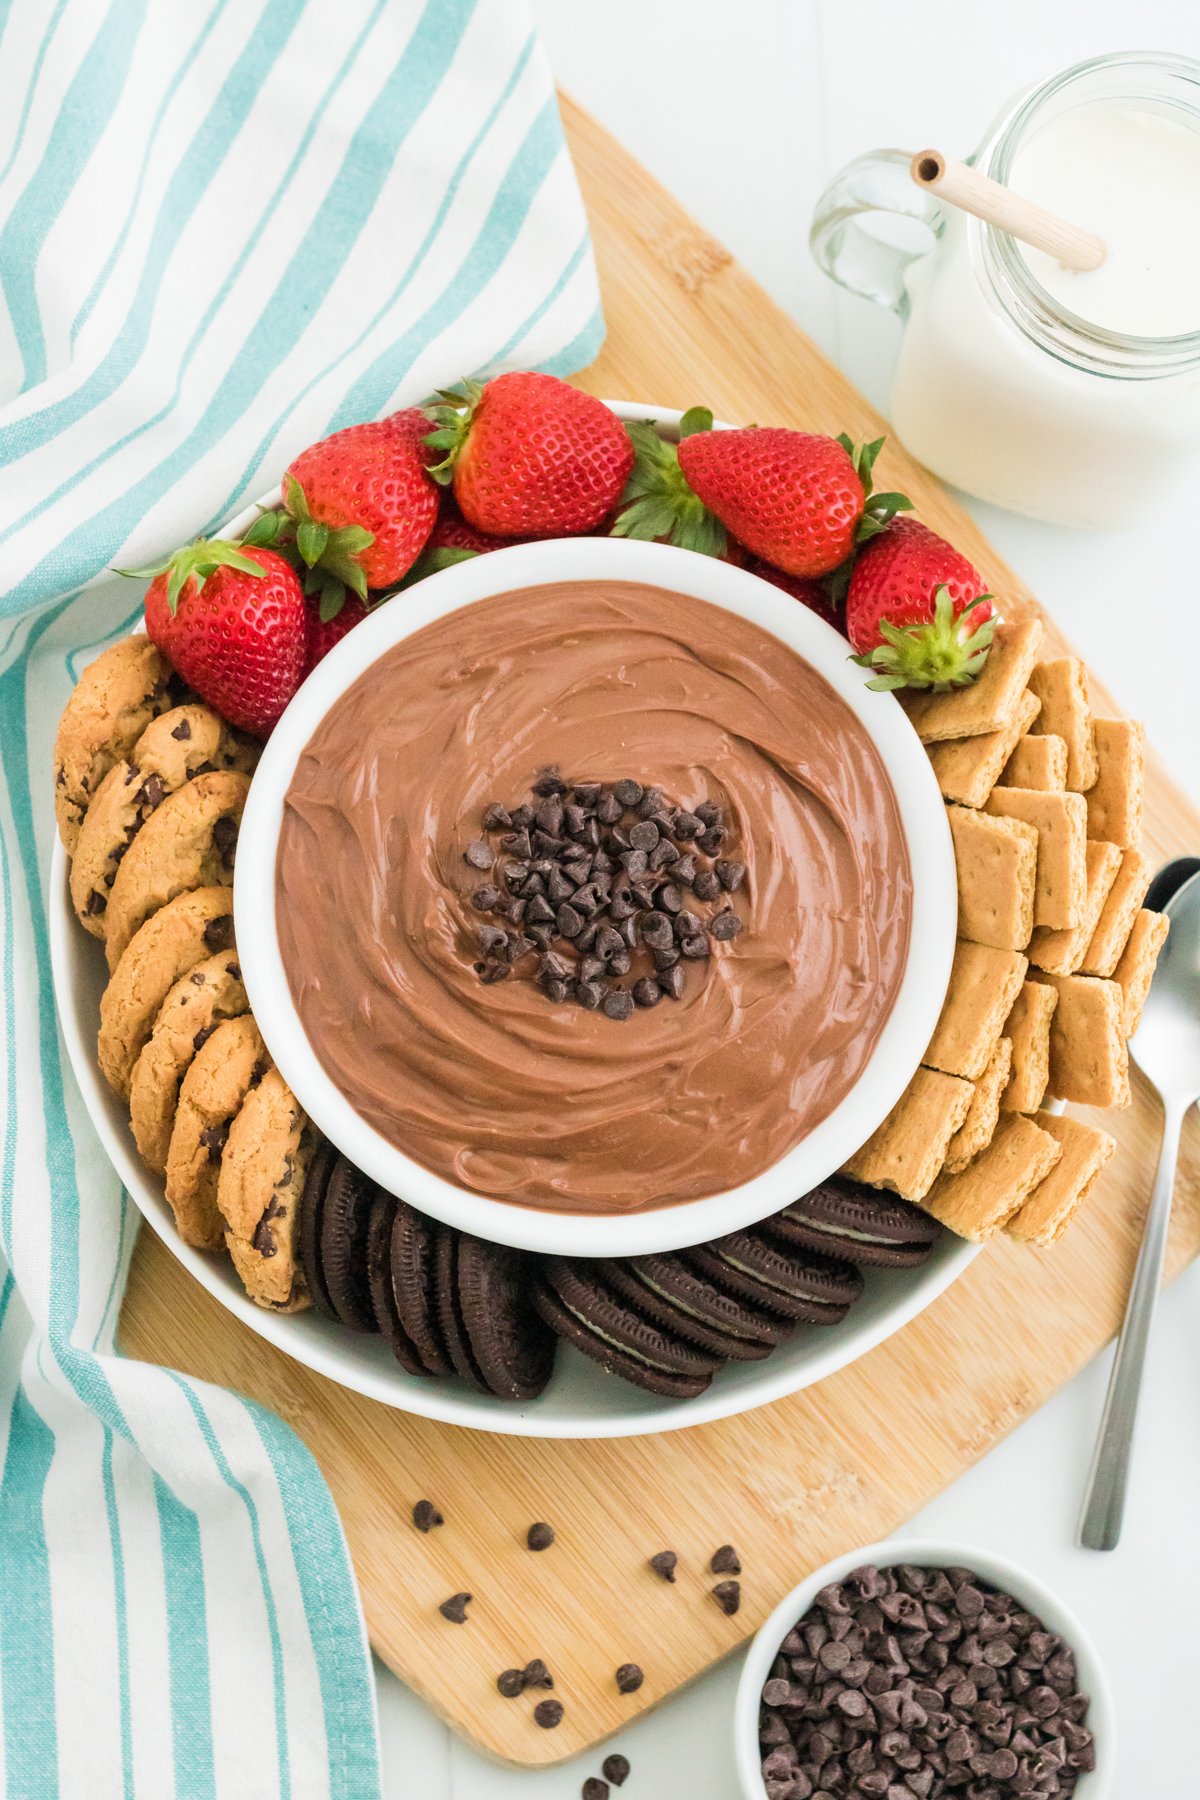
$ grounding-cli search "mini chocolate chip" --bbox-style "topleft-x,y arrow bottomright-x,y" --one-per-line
203,914 -> 234,950
602,1754 -> 631,1787
649,1550 -> 677,1582
534,1698 -> 564,1729
472,885 -> 502,911
597,790 -> 623,825
548,869 -> 576,904
212,814 -> 239,864
629,820 -> 659,851
525,894 -> 554,923
652,945 -> 681,973
712,1580 -> 740,1615
536,798 -> 564,837
673,810 -> 703,839
615,1663 -> 643,1694
438,1592 -> 471,1624
576,980 -> 607,1010
632,977 -> 661,1008
607,951 -> 631,976
192,1025 -> 215,1053
523,1658 -> 553,1689
609,887 -> 636,920
698,826 -> 725,855
582,1781 -> 608,1800
138,772 -> 165,808
412,1499 -> 443,1532
613,779 -> 643,806
506,933 -> 535,962
527,1522 -> 555,1551
711,1544 -> 741,1575
479,961 -> 510,984
595,924 -> 623,960
691,869 -> 721,901
696,801 -> 723,826
709,908 -> 742,941
680,935 -> 709,959
675,909 -> 703,937
658,965 -> 685,999
478,925 -> 508,954
226,960 -> 241,981
648,837 -> 678,870
509,805 -> 534,829
501,829 -> 532,858
171,718 -> 193,740
602,989 -> 634,1021
573,782 -> 602,807
715,858 -> 746,892
482,802 -> 511,830
556,903 -> 584,938
496,1668 -> 525,1698
620,848 -> 648,879
198,1123 -> 228,1164
533,767 -> 567,796
86,888 -> 107,915
671,852 -> 696,884
576,920 -> 600,952
563,803 -> 589,837
544,978 -> 570,1004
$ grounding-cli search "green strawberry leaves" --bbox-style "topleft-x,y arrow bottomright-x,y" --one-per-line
115,538 -> 272,615
396,544 -> 480,590
610,418 -> 727,558
852,584 -> 996,692
422,379 -> 486,486
836,432 -> 914,547
280,473 -> 376,612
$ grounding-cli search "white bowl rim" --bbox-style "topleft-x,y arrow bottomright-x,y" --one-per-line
733,1536 -> 1116,1800
233,410 -> 957,1257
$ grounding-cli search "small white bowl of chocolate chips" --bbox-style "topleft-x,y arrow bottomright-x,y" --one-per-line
735,1540 -> 1113,1800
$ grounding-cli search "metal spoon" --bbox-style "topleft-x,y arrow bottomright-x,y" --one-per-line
1079,864 -> 1200,1550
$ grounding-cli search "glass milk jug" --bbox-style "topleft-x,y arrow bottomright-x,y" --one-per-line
810,52 -> 1200,529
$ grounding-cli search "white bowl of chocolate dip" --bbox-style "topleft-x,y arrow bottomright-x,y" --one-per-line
234,428 -> 956,1264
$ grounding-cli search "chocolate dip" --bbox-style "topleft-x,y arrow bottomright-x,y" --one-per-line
276,580 -> 912,1215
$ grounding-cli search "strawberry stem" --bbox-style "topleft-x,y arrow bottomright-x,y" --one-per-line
609,419 -> 726,557
115,538 -> 272,614
852,586 -> 996,693
422,378 -> 485,486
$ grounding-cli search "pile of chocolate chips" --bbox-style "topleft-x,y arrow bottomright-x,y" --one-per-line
463,769 -> 745,1020
759,1563 -> 1095,1799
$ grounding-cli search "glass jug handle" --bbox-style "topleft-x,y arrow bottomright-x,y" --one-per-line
809,149 -> 945,317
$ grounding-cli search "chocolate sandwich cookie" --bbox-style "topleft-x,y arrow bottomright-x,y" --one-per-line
598,1256 -> 784,1361
764,1177 -> 940,1269
365,1190 -> 428,1377
435,1229 -> 489,1392
533,1260 -> 718,1398
454,1234 -> 555,1402
390,1203 -> 453,1377
687,1232 -> 862,1325
318,1154 -> 378,1332
298,1136 -> 340,1319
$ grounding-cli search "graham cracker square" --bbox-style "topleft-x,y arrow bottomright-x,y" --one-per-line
1033,971 -> 1130,1107
1085,718 -> 1145,850
842,1066 -> 974,1203
1000,980 -> 1058,1114
927,691 -> 1040,809
1007,1112 -> 1116,1246
1113,908 -> 1169,1037
985,787 -> 1088,930
947,805 -> 1037,951
904,617 -> 1044,744
1028,839 -> 1123,976
999,732 -> 1067,792
1027,658 -> 1098,791
1080,848 -> 1152,978
944,1037 -> 1012,1174
924,939 -> 1028,1080
922,1113 -> 1063,1242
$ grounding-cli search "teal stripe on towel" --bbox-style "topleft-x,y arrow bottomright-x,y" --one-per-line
0,1391 -> 59,1798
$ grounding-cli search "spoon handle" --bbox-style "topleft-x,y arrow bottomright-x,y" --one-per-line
1078,1094 -> 1187,1551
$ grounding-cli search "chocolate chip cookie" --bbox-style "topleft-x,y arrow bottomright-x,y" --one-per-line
217,1067 -> 311,1311
103,768 -> 249,971
69,706 -> 256,939
165,1015 -> 266,1250
128,949 -> 248,1176
53,638 -> 177,854
98,886 -> 235,1097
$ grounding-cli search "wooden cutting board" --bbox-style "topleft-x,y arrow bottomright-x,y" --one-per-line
118,96 -> 1200,1767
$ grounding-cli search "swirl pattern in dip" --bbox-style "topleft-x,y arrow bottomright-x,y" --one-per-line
276,580 -> 912,1214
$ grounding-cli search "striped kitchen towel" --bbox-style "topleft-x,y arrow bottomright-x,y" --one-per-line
0,0 -> 603,1794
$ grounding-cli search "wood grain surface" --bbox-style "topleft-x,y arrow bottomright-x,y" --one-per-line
118,96 -> 1200,1767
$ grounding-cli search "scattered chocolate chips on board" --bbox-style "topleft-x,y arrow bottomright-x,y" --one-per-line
411,1499 -> 443,1532
437,1591 -> 471,1625
758,1562 -> 1096,1799
601,1754 -> 631,1787
463,769 -> 747,1015
526,1521 -> 555,1551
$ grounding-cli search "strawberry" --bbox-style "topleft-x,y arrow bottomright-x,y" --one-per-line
425,501 -> 512,556
676,426 -> 912,578
134,541 -> 306,736
844,516 -> 994,692
281,409 -> 439,612
303,594 -> 368,677
746,556 -> 844,634
424,373 -> 634,537
610,410 -> 728,556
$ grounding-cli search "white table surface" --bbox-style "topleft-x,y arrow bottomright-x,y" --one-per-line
377,3 -> 1200,1793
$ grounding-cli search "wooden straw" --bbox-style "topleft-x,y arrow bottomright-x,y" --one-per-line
911,149 -> 1106,272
